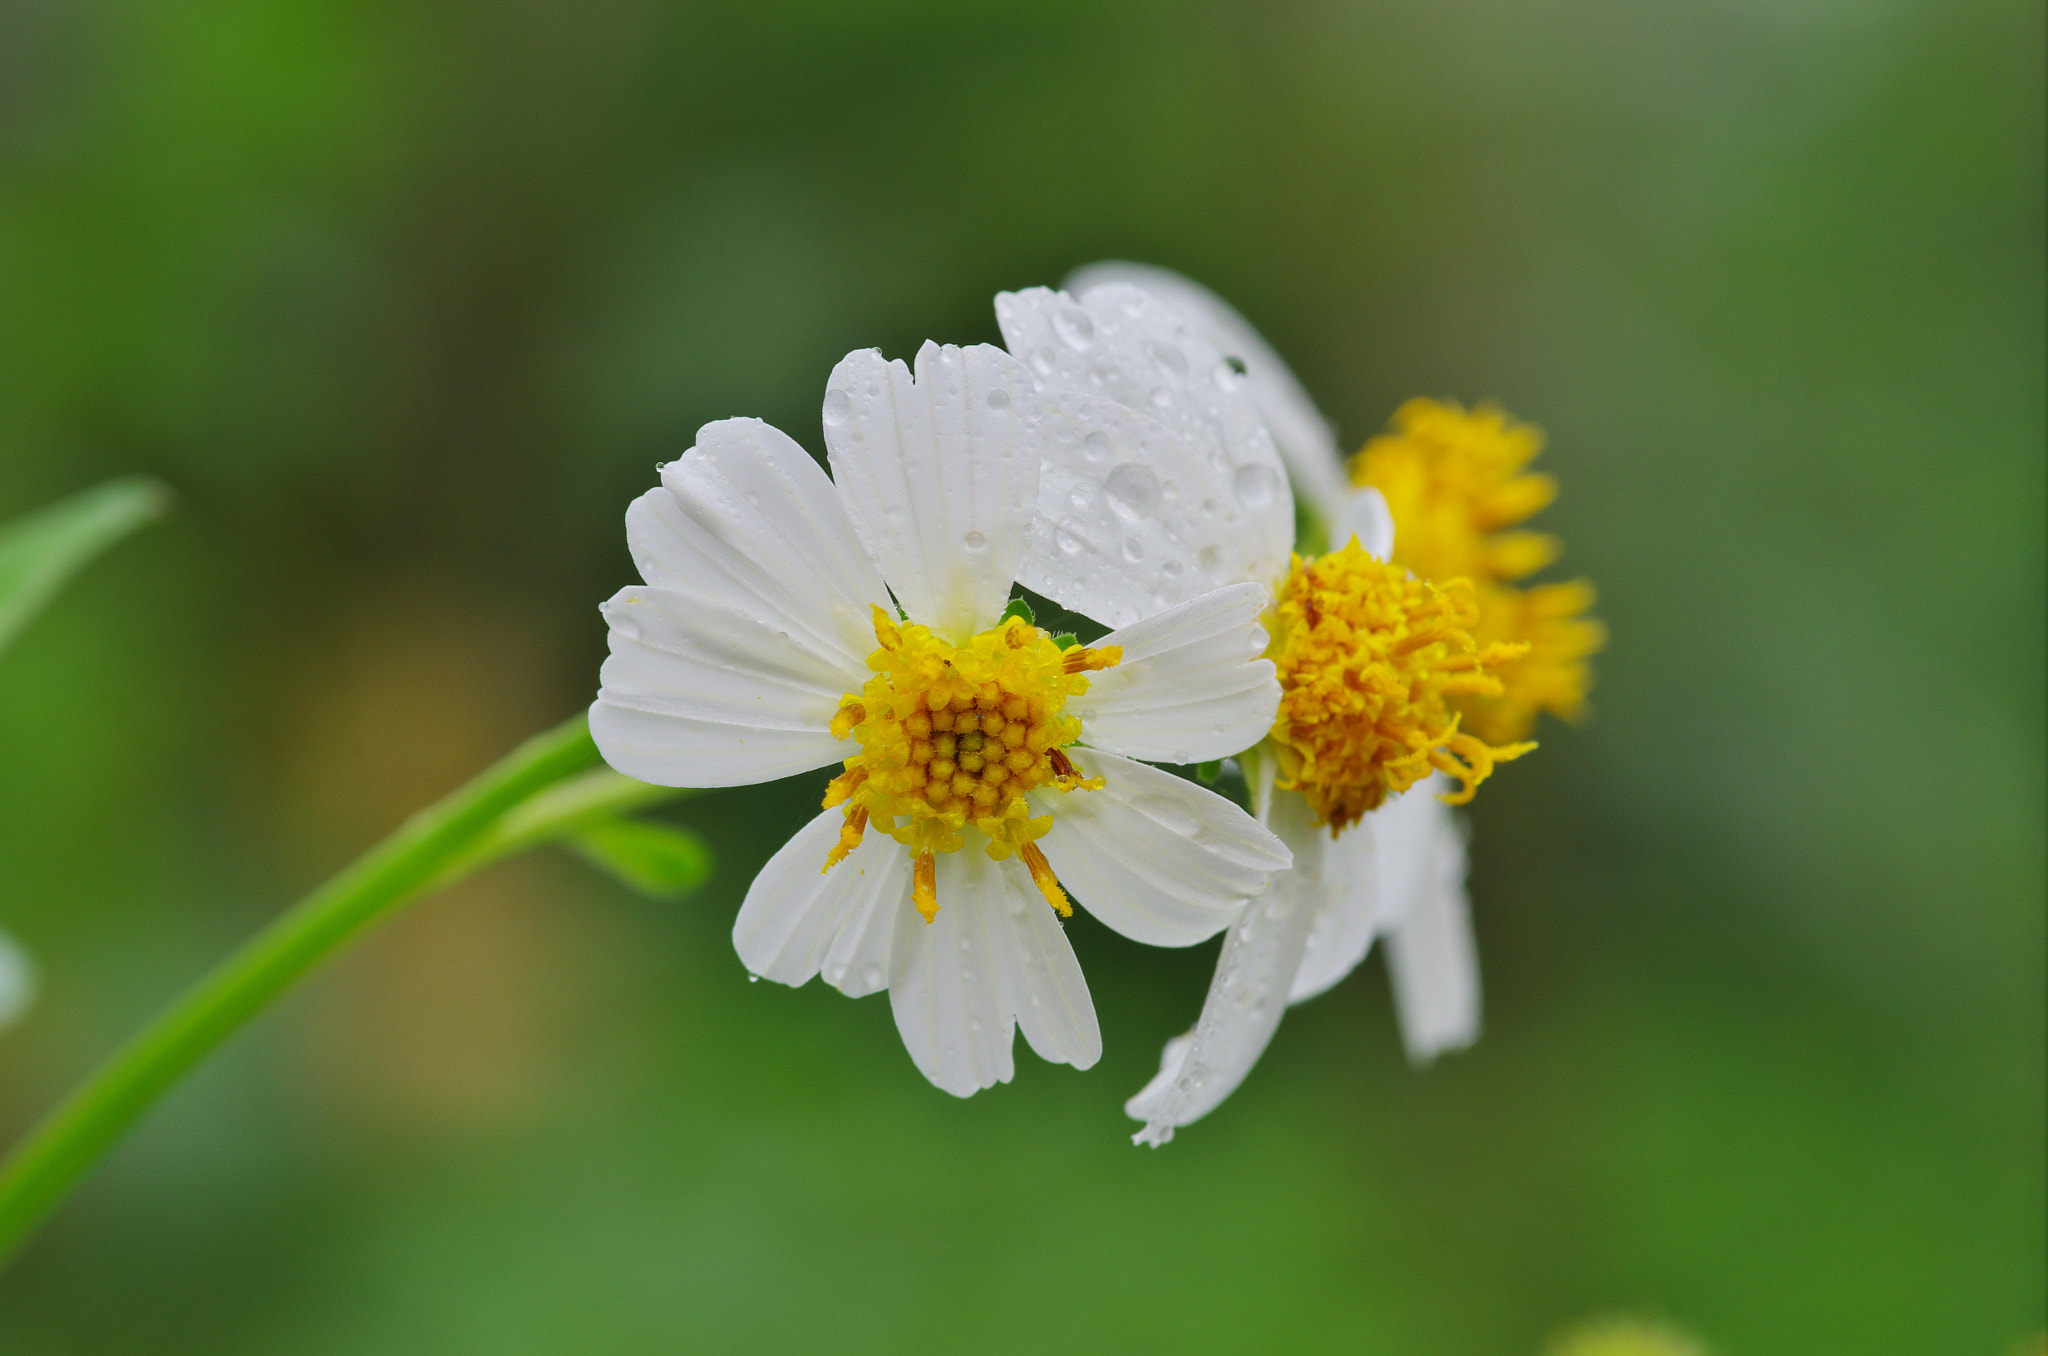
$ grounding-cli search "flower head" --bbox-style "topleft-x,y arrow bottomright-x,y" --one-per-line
1353,397 -> 1606,745
1004,269 -> 1541,1141
591,341 -> 1290,1096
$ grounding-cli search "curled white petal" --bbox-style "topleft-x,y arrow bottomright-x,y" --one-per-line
1035,750 -> 1289,949
1064,261 -> 1349,533
1070,583 -> 1279,765
1335,486 -> 1395,561
1124,791 -> 1325,1143
1284,807 -> 1382,1004
1375,779 -> 1480,1062
823,343 -> 1037,641
590,584 -> 854,787
734,804 -> 906,996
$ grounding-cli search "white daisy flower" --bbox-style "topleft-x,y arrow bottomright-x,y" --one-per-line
590,341 -> 1291,1097
998,275 -> 1532,1142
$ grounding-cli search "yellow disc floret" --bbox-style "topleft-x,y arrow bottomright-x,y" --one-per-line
1351,398 -> 1605,745
1267,541 -> 1536,832
821,605 -> 1120,923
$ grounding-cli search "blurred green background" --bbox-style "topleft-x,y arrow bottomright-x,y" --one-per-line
0,0 -> 2040,1351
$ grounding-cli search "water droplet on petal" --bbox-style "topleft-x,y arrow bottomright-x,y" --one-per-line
747,974 -> 760,983
964,530 -> 987,551
1105,463 -> 1161,519
1148,340 -> 1188,376
1054,307 -> 1095,350
861,963 -> 884,989
1032,345 -> 1057,375
1121,537 -> 1144,563
985,388 -> 1010,411
1233,463 -> 1277,507
1082,430 -> 1112,461
823,389 -> 851,424
1054,527 -> 1084,556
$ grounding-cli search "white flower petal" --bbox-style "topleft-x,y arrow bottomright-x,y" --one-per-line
0,929 -> 35,1030
1374,779 -> 1480,1062
1285,809 -> 1381,1003
1124,794 -> 1325,1144
1064,261 -> 1349,533
1017,393 -> 1235,627
626,417 -> 889,672
997,286 -> 1294,604
823,343 -> 1037,641
887,852 -> 1018,1097
980,856 -> 1101,1070
1069,582 -> 1279,764
590,584 -> 854,786
1035,749 -> 1290,948
1335,486 -> 1395,561
734,804 -> 906,994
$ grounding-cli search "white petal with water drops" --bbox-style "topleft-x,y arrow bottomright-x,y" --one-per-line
1124,790 -> 1329,1143
1065,260 -> 1350,533
997,285 -> 1295,611
822,342 -> 1038,641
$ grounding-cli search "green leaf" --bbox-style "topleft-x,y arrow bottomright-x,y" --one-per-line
0,478 -> 170,662
1052,632 -> 1079,650
1196,760 -> 1224,783
999,597 -> 1036,626
567,817 -> 714,901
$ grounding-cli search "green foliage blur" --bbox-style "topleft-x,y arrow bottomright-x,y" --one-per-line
0,0 -> 2040,1351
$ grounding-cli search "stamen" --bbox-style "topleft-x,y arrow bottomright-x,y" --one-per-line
1018,842 -> 1072,917
912,850 -> 938,923
823,805 -> 869,871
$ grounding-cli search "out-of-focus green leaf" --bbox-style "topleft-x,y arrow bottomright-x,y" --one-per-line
567,818 -> 714,901
0,478 -> 170,662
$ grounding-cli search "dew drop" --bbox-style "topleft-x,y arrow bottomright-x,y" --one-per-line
1212,356 -> 1247,390
823,389 -> 851,424
861,963 -> 884,989
964,530 -> 987,551
1233,463 -> 1277,507
747,974 -> 760,983
608,611 -> 642,641
1162,559 -> 1183,576
1068,481 -> 1100,512
1054,527 -> 1084,556
1053,307 -> 1095,351
1032,345 -> 1058,375
985,387 -> 1010,411
1105,463 -> 1161,519
1082,431 -> 1112,462
1148,340 -> 1188,376
1199,545 -> 1222,572
1121,537 -> 1144,563
1150,386 -> 1172,409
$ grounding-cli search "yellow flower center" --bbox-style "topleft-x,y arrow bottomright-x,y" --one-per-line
1266,540 -> 1535,832
1351,397 -> 1605,746
821,606 -> 1120,923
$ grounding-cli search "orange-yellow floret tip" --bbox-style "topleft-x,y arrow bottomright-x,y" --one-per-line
820,604 -> 1116,922
911,851 -> 938,924
1267,541 -> 1533,831
1350,397 -> 1604,745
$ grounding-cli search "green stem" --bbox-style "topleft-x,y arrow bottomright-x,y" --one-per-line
0,712 -> 621,1267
